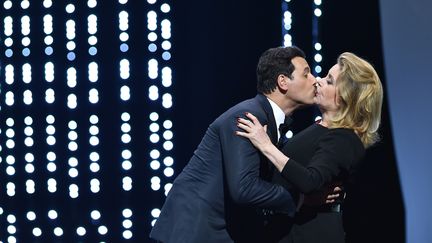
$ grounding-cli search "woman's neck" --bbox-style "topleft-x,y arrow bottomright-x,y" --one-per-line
320,110 -> 337,127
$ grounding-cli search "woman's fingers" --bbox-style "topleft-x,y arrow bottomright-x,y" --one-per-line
237,122 -> 252,132
327,194 -> 340,199
237,118 -> 253,128
237,117 -> 248,125
333,187 -> 342,193
235,130 -> 250,138
237,113 -> 267,137
245,112 -> 259,125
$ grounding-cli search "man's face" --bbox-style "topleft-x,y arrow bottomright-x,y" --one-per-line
284,56 -> 317,105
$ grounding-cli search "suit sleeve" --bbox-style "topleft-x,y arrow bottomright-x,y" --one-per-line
280,129 -> 364,193
220,112 -> 296,215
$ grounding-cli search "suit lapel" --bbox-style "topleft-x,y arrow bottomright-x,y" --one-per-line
255,94 -> 278,145
255,94 -> 279,180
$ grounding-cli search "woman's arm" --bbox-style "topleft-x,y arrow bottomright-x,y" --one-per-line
236,112 -> 364,193
236,112 -> 290,172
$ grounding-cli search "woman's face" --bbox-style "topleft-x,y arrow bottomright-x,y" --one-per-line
314,63 -> 341,112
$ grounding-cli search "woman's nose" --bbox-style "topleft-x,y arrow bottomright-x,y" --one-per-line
316,78 -> 324,87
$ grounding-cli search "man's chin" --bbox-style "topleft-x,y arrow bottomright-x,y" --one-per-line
296,102 -> 314,110
304,98 -> 316,105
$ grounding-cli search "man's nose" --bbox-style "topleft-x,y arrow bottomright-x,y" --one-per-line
310,75 -> 317,84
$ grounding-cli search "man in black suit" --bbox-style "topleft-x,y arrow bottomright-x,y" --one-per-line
150,46 -> 317,243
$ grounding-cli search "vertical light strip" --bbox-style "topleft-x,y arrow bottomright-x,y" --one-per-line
21,1 -> 36,238
87,0 -> 100,197
282,0 -> 292,47
44,1 -> 61,239
63,2 -> 78,240
43,2 -> 59,237
6,214 -> 17,243
313,0 -> 323,122
281,0 -> 294,139
149,0 -> 174,228
5,117 -> 17,243
44,1 -> 62,239
65,1 -> 78,200
87,0 -> 105,240
118,0 -> 133,240
312,0 -> 322,76
41,0 -> 56,238
0,11 -> 10,228
4,1 -> 17,242
21,3 -> 36,239
122,208 -> 133,240
4,1 -> 13,59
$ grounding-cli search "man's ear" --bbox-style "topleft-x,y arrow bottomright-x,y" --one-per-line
277,74 -> 289,92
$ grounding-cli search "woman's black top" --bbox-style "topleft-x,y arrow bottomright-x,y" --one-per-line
271,123 -> 365,243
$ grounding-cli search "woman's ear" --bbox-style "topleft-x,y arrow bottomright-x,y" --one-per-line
335,93 -> 343,108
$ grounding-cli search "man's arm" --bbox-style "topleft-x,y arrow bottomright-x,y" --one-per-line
220,113 -> 296,215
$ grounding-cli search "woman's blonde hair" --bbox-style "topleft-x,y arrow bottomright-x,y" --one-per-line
328,52 -> 383,148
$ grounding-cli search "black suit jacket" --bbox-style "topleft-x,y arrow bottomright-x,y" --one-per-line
150,94 -> 296,243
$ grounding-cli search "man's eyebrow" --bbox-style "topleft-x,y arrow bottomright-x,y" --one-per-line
303,67 -> 310,73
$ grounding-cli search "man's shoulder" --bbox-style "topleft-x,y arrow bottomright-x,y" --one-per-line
210,95 -> 270,129
225,96 -> 267,117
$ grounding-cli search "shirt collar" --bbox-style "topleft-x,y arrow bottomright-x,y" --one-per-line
267,98 -> 286,138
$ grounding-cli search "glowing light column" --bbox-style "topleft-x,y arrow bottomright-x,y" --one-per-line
86,0 -> 106,240
148,0 -> 174,228
117,0 -> 134,240
282,0 -> 293,47
43,1 -> 62,238
312,0 -> 323,77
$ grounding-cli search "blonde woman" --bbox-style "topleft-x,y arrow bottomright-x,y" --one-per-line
236,52 -> 383,243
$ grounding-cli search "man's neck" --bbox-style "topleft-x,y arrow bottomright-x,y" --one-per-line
265,94 -> 300,116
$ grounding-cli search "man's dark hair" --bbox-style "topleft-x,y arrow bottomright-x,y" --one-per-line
256,46 -> 306,94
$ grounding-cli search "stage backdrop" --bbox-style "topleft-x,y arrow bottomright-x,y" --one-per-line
380,0 -> 432,242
